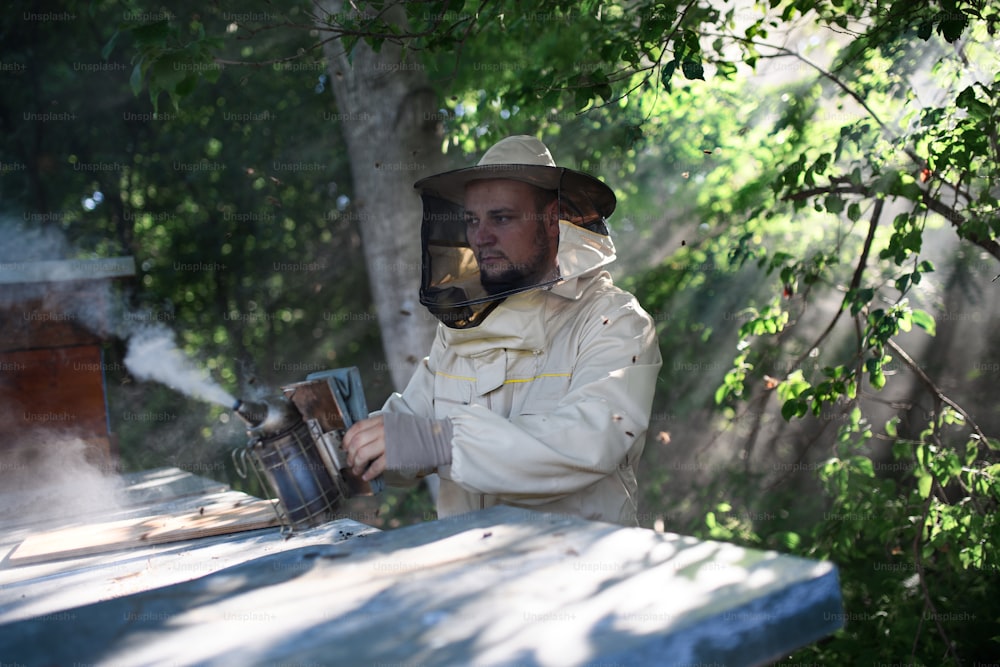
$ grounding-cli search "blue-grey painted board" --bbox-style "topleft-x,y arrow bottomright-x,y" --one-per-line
0,505 -> 842,667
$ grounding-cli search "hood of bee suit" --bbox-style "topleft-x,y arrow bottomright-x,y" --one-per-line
413,135 -> 618,329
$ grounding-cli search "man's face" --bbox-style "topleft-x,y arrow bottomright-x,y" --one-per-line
464,179 -> 559,295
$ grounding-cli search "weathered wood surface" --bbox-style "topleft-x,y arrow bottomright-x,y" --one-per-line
0,467 -> 376,625
7,490 -> 282,566
0,345 -> 111,438
0,505 -> 843,667
1,466 -> 253,565
118,466 -> 231,506
0,518 -> 376,627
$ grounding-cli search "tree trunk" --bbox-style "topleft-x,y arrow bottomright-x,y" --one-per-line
318,1 -> 444,393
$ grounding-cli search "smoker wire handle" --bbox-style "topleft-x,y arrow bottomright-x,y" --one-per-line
231,446 -> 251,479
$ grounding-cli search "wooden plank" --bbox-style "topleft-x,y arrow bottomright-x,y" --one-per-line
7,491 -> 280,566
0,506 -> 843,667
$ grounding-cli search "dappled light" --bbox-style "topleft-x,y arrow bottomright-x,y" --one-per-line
0,506 -> 841,666
1,0 -> 997,664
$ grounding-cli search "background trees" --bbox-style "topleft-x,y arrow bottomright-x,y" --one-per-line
3,0 -> 998,663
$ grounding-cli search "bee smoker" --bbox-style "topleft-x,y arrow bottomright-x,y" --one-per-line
232,366 -> 382,533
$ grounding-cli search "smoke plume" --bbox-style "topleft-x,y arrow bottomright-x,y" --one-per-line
123,324 -> 236,408
0,433 -> 125,526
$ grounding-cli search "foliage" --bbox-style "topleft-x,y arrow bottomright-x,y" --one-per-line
618,3 -> 1000,664
1,0 -> 388,481
6,0 -> 1000,663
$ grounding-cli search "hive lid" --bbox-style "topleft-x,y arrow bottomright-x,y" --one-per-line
0,257 -> 135,285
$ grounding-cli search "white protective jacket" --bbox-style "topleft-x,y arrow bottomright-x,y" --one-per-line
380,221 -> 662,525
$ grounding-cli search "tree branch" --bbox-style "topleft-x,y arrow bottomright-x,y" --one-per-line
885,338 -> 990,446
782,199 -> 884,378
911,494 -> 962,666
781,182 -> 1000,264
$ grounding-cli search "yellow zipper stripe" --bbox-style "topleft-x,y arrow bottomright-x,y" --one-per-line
434,371 -> 476,381
503,373 -> 572,384
435,371 -> 571,384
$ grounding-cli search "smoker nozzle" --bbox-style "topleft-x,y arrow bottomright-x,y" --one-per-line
233,397 -> 301,435
233,399 -> 268,427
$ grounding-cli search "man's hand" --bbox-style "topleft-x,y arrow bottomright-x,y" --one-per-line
342,415 -> 386,481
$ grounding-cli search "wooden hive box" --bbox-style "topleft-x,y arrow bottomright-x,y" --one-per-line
0,257 -> 135,466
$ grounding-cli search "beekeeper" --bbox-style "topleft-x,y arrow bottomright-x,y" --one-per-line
343,135 -> 662,525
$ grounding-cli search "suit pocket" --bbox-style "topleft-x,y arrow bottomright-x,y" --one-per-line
432,372 -> 472,419
514,372 -> 572,415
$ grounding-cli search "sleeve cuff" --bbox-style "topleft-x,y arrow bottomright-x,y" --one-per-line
383,412 -> 453,476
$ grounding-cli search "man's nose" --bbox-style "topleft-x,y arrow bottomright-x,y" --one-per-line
470,221 -> 496,247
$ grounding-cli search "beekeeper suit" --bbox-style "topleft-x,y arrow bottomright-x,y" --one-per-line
343,135 -> 661,526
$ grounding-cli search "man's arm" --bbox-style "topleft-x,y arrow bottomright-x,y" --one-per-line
343,327 -> 444,482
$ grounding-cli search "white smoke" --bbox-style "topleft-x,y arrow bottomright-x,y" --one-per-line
0,435 -> 125,526
123,324 -> 236,408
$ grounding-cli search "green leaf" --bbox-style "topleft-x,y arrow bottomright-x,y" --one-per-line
911,309 -> 936,336
782,398 -> 805,421
777,369 -> 810,402
203,64 -> 222,85
777,531 -> 801,549
956,86 -> 992,120
149,53 -> 189,98
917,473 -> 933,499
130,61 -> 145,97
937,16 -> 969,43
660,59 -> 678,93
174,74 -> 198,98
132,20 -> 171,48
847,202 -> 862,222
965,440 -> 979,467
849,287 -> 874,315
715,60 -> 737,80
102,30 -> 120,60
681,59 -> 705,81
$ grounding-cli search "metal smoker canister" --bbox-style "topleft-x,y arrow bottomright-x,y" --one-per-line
233,367 -> 380,533
244,409 -> 348,531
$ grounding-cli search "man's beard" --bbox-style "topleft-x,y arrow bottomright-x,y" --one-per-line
479,224 -> 554,296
